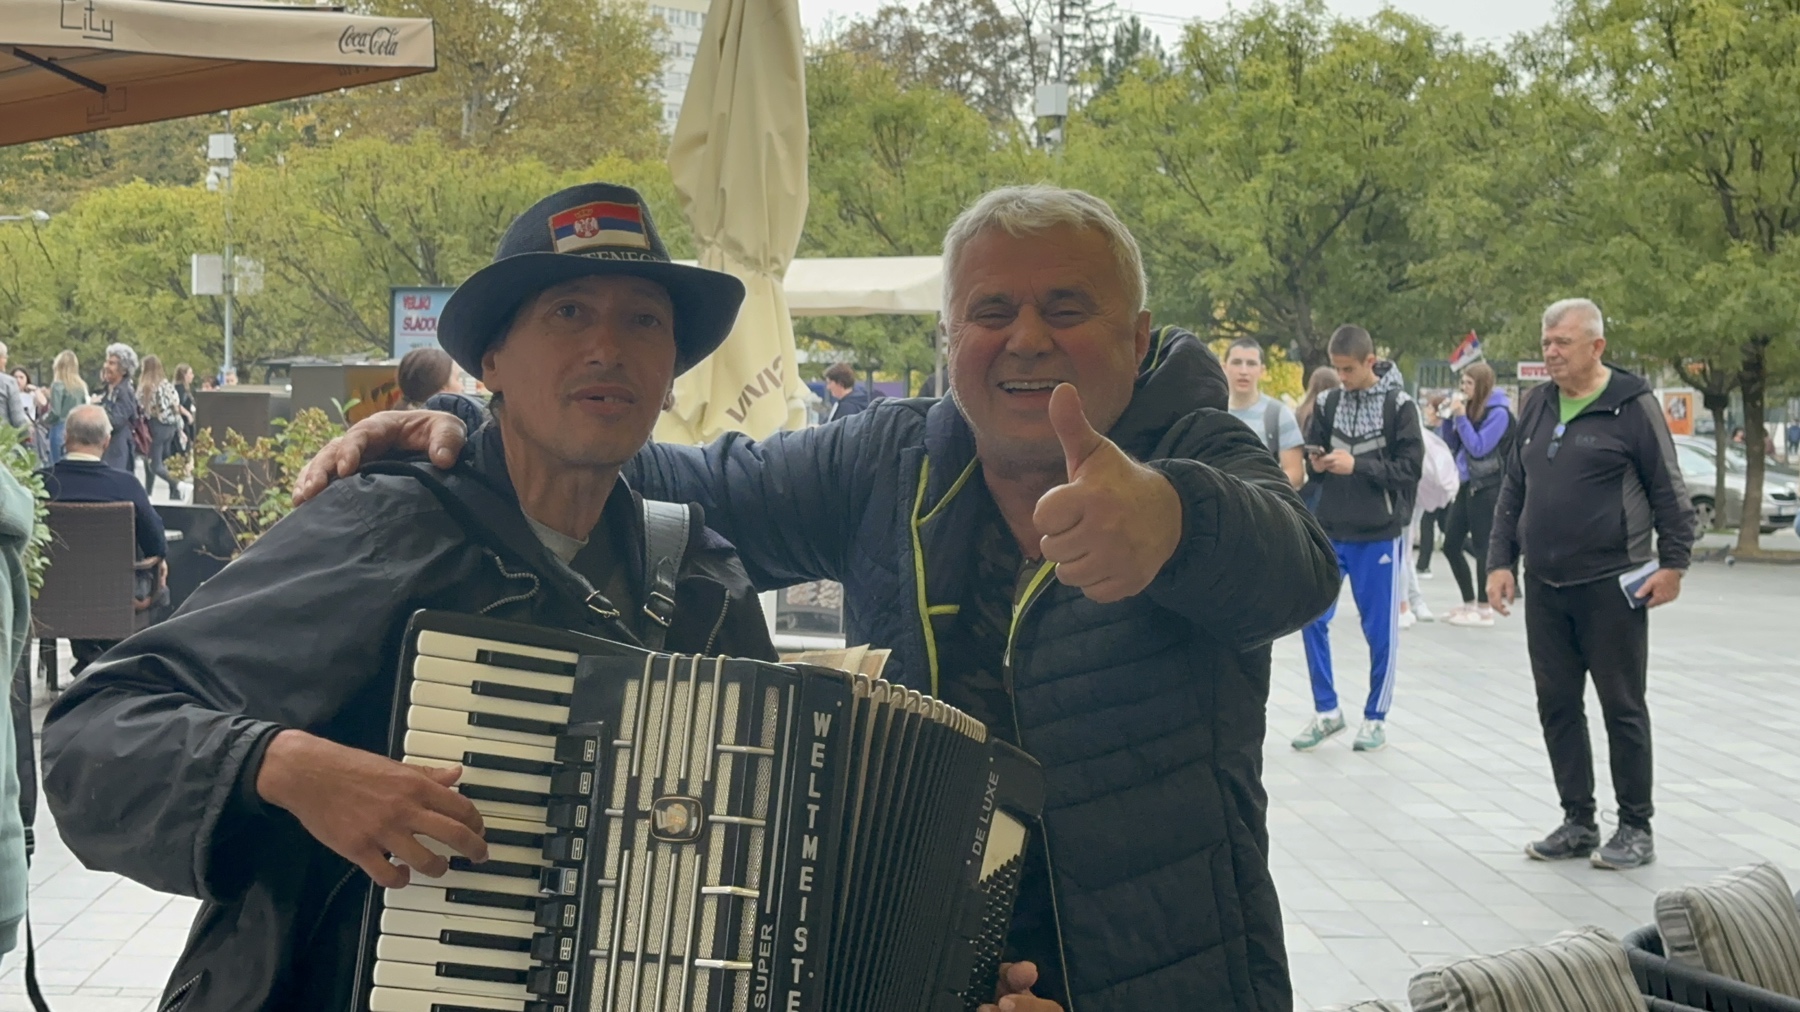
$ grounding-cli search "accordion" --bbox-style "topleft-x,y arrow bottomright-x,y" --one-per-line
355,611 -> 1046,1012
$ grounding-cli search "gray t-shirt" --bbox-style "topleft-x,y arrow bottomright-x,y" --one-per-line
525,513 -> 587,564
1228,394 -> 1302,455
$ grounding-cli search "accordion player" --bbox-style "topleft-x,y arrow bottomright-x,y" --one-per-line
357,610 -> 1047,1012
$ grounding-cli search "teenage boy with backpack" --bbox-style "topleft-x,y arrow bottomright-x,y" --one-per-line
1293,325 -> 1424,753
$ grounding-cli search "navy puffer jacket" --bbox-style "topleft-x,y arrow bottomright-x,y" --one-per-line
627,329 -> 1339,1010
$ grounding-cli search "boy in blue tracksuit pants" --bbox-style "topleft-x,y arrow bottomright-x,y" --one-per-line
1295,325 -> 1424,753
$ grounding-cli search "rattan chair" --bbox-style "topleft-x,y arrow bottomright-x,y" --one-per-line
1624,894 -> 1800,1012
33,501 -> 160,691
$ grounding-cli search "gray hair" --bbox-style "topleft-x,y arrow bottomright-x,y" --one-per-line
65,404 -> 110,448
1542,298 -> 1605,340
941,185 -> 1148,319
105,341 -> 138,377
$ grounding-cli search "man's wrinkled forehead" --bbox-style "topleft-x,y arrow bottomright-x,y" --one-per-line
951,224 -> 1123,314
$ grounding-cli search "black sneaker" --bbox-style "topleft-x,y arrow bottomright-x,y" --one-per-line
1591,824 -> 1655,870
1525,821 -> 1601,861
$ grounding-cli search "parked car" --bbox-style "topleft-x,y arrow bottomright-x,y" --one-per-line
1673,436 -> 1799,533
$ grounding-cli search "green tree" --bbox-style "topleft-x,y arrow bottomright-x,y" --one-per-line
1065,2 -> 1516,374
316,0 -> 663,168
1558,0 -> 1800,552
798,49 -> 1042,375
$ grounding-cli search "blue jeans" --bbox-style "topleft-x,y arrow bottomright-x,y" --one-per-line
47,422 -> 64,464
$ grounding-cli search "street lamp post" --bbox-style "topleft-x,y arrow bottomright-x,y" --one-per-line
207,119 -> 238,379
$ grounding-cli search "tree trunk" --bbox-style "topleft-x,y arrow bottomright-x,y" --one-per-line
1734,337 -> 1771,553
1709,402 -> 1730,528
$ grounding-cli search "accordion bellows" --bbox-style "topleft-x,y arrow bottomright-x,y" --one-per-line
356,611 -> 1046,1012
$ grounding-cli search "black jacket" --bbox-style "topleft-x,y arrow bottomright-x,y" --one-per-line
1303,361 -> 1424,542
41,424 -> 776,1012
42,458 -> 167,559
1487,365 -> 1694,585
825,382 -> 873,421
625,327 -> 1340,1010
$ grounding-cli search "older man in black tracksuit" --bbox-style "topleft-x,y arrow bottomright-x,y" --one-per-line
1488,298 -> 1693,872
302,185 -> 1341,1011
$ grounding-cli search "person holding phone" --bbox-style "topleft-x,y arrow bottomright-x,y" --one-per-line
1293,325 -> 1424,755
1487,298 -> 1694,872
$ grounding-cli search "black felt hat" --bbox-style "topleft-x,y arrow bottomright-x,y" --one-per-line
437,183 -> 744,378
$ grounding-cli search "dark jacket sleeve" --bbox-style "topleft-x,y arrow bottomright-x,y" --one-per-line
1145,411 -> 1339,648
1628,392 -> 1696,571
624,407 -> 887,589
1486,390 -> 1537,573
41,478 -> 450,902
1352,398 -> 1424,493
127,478 -> 166,559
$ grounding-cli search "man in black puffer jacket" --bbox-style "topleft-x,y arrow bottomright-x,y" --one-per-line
302,185 -> 1342,1011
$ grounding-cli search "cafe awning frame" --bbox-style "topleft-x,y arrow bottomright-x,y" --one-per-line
1,0 -> 435,147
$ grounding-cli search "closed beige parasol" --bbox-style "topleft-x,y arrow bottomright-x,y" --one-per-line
1,0 -> 435,147
656,0 -> 809,443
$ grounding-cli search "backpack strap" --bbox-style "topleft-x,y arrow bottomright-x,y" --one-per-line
1262,399 -> 1283,459
638,499 -> 693,652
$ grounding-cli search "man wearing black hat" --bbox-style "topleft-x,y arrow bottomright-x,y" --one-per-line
40,184 -> 781,1012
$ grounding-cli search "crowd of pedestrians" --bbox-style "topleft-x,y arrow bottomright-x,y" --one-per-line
7,343 -> 199,500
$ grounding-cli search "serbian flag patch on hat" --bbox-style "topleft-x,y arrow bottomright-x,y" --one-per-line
549,201 -> 650,253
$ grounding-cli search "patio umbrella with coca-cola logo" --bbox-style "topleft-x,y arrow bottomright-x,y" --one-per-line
1,0 -> 434,146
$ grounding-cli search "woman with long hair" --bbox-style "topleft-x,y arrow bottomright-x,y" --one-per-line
46,350 -> 87,464
172,362 -> 197,457
1440,361 -> 1514,626
137,354 -> 183,499
1295,366 -> 1340,512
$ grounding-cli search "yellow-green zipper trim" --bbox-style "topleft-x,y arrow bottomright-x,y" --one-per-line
909,456 -> 979,697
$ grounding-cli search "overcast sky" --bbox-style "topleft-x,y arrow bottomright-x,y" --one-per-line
801,0 -> 1563,48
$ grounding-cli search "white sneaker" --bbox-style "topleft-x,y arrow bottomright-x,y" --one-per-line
1414,601 -> 1435,622
1398,610 -> 1418,630
1418,570 -> 1435,580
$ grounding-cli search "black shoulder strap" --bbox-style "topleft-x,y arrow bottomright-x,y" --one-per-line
359,461 -> 628,636
638,500 -> 692,652
1320,389 -> 1342,433
1383,386 -> 1403,432
1262,400 -> 1282,458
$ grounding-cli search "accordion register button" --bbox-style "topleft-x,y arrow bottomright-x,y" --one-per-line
553,735 -> 598,764
525,966 -> 571,997
534,899 -> 577,929
537,867 -> 579,895
544,802 -> 589,829
541,834 -> 584,863
548,768 -> 592,796
529,932 -> 574,961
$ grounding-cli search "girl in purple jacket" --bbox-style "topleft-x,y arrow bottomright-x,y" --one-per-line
1440,361 -> 1514,626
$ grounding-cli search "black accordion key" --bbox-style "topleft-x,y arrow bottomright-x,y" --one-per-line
439,929 -> 532,952
435,961 -> 527,984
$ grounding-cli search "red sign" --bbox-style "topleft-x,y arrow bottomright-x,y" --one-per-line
1517,361 -> 1550,381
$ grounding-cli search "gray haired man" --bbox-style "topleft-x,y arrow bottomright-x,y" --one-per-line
1488,298 -> 1694,871
299,184 -> 1339,1011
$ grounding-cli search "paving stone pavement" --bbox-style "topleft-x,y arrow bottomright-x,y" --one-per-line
1,544 -> 1794,1010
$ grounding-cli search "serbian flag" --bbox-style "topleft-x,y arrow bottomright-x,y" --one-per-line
1449,331 -> 1483,371
549,201 -> 649,253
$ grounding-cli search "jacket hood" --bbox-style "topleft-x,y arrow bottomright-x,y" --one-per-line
1366,359 -> 1405,396
1483,389 -> 1512,409
1108,326 -> 1229,457
0,470 -> 35,545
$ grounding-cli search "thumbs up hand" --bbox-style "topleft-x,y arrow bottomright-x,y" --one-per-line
1032,384 -> 1183,604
